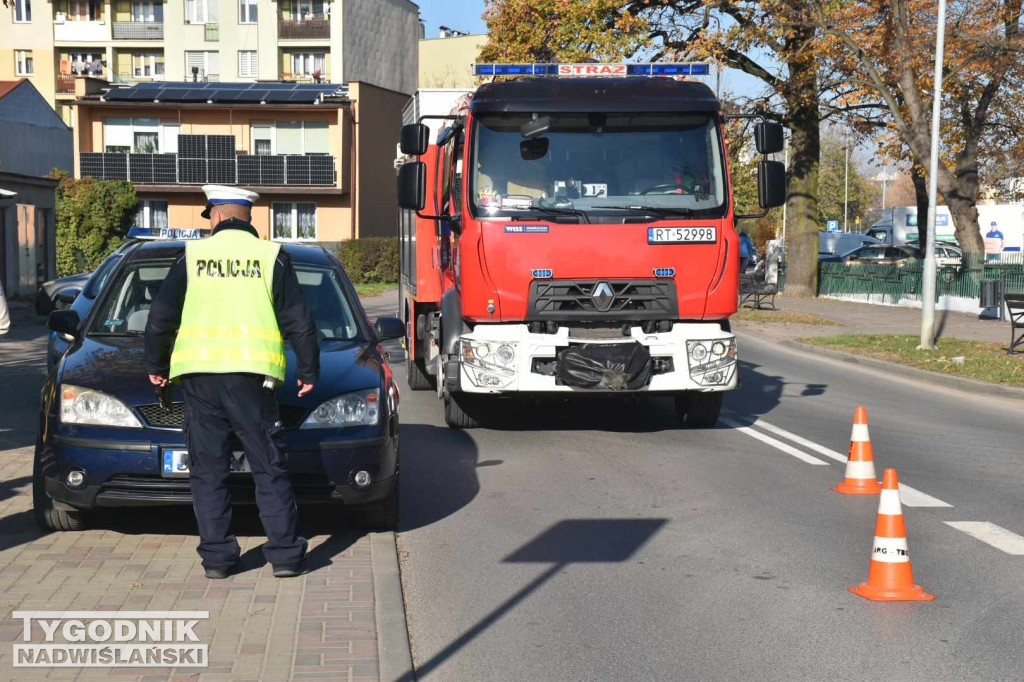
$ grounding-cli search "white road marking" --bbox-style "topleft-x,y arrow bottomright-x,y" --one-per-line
721,417 -> 829,466
945,522 -> 1024,555
897,483 -> 953,508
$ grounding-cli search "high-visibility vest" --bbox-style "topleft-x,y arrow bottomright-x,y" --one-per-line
169,229 -> 286,381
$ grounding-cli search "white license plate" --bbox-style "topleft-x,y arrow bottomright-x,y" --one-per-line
648,227 -> 717,244
161,449 -> 250,477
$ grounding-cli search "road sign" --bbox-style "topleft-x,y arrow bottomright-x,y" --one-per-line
826,220 -> 840,232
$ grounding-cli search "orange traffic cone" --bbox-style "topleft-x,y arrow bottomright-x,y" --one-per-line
834,406 -> 883,495
850,468 -> 934,602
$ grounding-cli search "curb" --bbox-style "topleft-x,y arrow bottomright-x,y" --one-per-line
371,531 -> 415,682
777,338 -> 1024,402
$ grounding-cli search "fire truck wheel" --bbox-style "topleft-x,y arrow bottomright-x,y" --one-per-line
406,353 -> 434,391
674,392 -> 723,428
444,392 -> 486,429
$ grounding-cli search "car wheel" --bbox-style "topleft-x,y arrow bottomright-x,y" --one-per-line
406,351 -> 434,391
444,392 -> 485,429
32,452 -> 88,532
348,477 -> 399,530
674,392 -> 723,428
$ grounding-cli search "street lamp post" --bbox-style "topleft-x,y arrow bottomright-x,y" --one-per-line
920,0 -> 947,350
843,145 -> 850,232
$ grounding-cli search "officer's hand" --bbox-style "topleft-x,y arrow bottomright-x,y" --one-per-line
297,379 -> 314,397
149,374 -> 168,387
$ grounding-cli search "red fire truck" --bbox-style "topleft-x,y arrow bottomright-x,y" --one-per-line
397,64 -> 785,429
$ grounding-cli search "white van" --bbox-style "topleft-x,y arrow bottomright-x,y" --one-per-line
865,206 -> 956,245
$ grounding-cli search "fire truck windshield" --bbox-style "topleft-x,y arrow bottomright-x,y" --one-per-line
470,112 -> 726,220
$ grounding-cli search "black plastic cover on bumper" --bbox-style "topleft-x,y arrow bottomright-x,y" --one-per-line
555,342 -> 653,390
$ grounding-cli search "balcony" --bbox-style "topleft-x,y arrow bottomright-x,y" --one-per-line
56,74 -> 77,94
113,72 -> 165,84
278,13 -> 330,40
113,21 -> 164,40
79,152 -> 338,187
53,17 -> 109,42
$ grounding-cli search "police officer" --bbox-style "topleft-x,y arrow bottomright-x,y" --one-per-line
145,185 -> 320,579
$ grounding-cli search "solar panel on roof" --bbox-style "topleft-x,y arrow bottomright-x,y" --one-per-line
127,89 -> 157,101
179,159 -> 207,184
178,90 -> 212,102
155,88 -> 190,101
154,154 -> 177,183
207,135 -> 236,159
133,82 -> 165,89
262,83 -> 295,90
178,135 -> 206,159
213,83 -> 250,90
289,90 -> 321,103
264,91 -> 294,104
309,155 -> 335,185
103,89 -> 134,101
208,159 -> 236,184
234,90 -> 267,102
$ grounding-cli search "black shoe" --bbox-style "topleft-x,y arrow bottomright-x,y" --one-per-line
203,563 -> 238,580
272,559 -> 308,578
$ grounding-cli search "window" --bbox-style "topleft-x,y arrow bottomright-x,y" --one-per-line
105,117 -> 167,153
134,199 -> 169,229
132,1 -> 163,22
290,0 -> 324,19
15,50 -> 34,76
185,51 -> 219,80
238,50 -> 258,78
132,53 -> 164,79
185,0 -> 218,24
14,0 -> 31,22
68,0 -> 101,20
239,0 -> 257,23
251,123 -> 273,155
275,120 -> 329,155
290,52 -> 325,77
272,202 -> 317,241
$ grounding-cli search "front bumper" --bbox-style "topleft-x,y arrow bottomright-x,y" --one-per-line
456,323 -> 738,394
42,426 -> 397,511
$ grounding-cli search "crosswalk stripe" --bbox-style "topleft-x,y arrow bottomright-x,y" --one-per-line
945,522 -> 1024,555
721,417 -> 829,466
897,484 -> 953,508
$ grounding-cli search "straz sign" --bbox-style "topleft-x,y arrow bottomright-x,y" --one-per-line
558,64 -> 628,77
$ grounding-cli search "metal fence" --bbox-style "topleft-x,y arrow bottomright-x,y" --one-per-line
817,253 -> 1024,305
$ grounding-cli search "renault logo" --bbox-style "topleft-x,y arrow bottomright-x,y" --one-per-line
591,281 -> 615,311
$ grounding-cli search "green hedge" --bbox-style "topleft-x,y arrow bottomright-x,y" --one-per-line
335,237 -> 398,284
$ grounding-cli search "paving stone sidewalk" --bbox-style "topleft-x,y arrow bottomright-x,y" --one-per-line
735,295 -> 1014,347
0,308 -> 384,681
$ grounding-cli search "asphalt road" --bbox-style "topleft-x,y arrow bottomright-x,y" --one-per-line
360,294 -> 1024,682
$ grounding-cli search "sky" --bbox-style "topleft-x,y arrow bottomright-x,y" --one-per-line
417,0 -> 488,38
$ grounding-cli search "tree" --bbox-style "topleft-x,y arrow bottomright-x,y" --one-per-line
810,0 -> 1024,253
52,172 -> 137,276
480,0 -> 831,296
816,133 -> 879,231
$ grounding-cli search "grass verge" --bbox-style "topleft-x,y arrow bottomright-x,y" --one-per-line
798,334 -> 1024,388
732,309 -> 842,326
354,282 -> 397,298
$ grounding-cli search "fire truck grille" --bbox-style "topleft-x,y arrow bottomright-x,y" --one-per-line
527,280 -> 678,321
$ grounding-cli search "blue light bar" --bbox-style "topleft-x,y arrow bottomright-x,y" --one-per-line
128,227 -> 208,240
474,63 -> 711,78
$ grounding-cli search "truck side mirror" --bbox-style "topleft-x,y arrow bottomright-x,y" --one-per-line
400,123 -> 429,156
754,122 -> 784,155
757,160 -> 786,209
397,161 -> 426,211
48,309 -> 81,340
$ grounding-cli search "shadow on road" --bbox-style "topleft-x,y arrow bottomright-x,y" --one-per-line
397,423 -> 481,532
408,518 -> 667,680
725,358 -> 827,421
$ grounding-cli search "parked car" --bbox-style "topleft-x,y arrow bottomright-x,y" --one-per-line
905,240 -> 963,267
819,243 -> 920,264
819,232 -> 882,257
35,273 -> 90,316
35,237 -> 405,532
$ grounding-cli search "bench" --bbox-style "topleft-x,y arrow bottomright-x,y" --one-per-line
1007,293 -> 1024,354
739,272 -> 778,310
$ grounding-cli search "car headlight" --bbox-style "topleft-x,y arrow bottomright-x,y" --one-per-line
60,384 -> 143,428
301,389 -> 380,428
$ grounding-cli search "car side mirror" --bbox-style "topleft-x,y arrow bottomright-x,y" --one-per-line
56,287 -> 81,305
374,316 -> 405,341
754,122 -> 784,155
400,123 -> 429,156
398,161 -> 426,211
757,160 -> 786,209
48,309 -> 81,340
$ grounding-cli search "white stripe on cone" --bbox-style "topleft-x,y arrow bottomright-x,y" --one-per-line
850,423 -> 871,442
871,535 -> 910,563
843,459 -> 877,480
877,489 -> 903,515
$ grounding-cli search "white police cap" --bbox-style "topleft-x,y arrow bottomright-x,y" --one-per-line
201,184 -> 260,219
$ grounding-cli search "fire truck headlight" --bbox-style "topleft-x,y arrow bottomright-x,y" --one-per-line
461,340 -> 518,388
686,339 -> 737,386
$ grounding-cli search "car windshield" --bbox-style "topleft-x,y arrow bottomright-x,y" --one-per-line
83,253 -> 123,299
470,112 -> 726,219
89,260 -> 362,341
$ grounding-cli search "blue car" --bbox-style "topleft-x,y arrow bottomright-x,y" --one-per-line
35,238 -> 405,531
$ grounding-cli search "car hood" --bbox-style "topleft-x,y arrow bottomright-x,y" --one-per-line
59,336 -> 383,410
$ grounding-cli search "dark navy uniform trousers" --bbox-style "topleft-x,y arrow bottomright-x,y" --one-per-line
181,373 -> 306,568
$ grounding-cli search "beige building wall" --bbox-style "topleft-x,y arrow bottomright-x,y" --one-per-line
419,34 -> 487,88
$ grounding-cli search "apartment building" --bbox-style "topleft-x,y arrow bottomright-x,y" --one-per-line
419,30 -> 486,88
72,77 -> 409,241
0,0 -> 420,127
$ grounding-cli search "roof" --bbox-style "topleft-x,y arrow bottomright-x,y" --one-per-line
0,79 -> 27,101
471,77 -> 720,114
99,81 -> 349,106
130,239 -> 332,264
